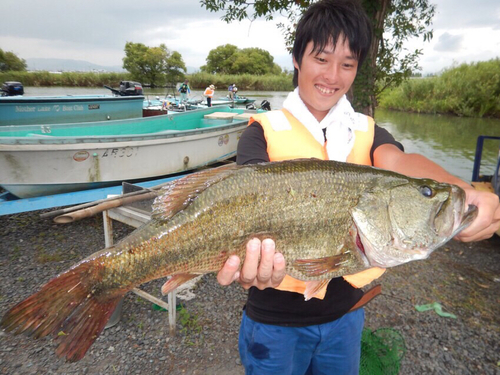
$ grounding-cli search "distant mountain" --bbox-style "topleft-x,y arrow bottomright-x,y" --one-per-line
26,58 -> 125,73
26,58 -> 200,74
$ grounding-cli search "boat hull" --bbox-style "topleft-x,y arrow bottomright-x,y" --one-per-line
0,95 -> 144,125
0,107 -> 258,198
0,122 -> 244,198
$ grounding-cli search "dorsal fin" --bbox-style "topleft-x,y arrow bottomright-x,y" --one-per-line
151,163 -> 241,221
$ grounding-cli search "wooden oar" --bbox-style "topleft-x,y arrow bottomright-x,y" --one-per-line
53,190 -> 159,224
40,187 -> 162,219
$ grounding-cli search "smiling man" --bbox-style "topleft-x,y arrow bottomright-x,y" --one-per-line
217,0 -> 500,374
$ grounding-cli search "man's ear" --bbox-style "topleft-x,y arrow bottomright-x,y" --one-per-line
293,57 -> 299,70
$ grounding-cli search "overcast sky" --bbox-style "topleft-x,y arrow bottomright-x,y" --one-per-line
1,0 -> 499,75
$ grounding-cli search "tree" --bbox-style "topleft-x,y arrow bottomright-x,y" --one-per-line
201,44 -> 239,74
122,42 -> 187,87
201,0 -> 435,115
201,45 -> 282,75
0,48 -> 27,72
233,48 -> 279,74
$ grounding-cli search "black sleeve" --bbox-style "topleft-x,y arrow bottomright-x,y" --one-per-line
370,124 -> 404,165
236,122 -> 270,165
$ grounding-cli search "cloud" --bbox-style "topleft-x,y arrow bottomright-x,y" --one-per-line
433,32 -> 464,52
0,0 -> 292,69
0,0 -> 497,74
432,0 -> 500,29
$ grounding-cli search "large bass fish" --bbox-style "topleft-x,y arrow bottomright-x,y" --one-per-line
1,159 -> 476,361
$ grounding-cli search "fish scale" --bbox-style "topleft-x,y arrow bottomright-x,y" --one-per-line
92,160 -> 395,287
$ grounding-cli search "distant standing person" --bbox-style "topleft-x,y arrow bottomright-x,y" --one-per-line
204,84 -> 215,107
178,79 -> 191,103
228,84 -> 234,100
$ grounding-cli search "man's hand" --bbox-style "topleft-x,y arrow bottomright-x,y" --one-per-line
455,187 -> 500,242
217,238 -> 286,290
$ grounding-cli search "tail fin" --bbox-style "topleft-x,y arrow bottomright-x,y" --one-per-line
1,261 -> 123,362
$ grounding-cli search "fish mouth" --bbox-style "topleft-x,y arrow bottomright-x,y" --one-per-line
450,204 -> 478,237
435,184 -> 477,239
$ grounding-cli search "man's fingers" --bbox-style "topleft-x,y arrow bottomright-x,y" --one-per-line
217,255 -> 241,286
271,252 -> 286,287
217,238 -> 286,290
457,194 -> 500,242
239,238 -> 261,285
256,239 -> 276,283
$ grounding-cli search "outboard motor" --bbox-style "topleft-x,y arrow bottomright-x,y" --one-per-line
119,81 -> 143,96
260,100 -> 271,111
1,81 -> 24,96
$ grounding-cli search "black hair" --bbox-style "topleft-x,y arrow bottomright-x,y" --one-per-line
292,0 -> 372,87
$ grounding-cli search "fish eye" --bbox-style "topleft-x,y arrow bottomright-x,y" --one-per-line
420,185 -> 433,198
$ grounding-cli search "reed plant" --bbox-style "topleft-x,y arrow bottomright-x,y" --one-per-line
0,71 -> 131,88
378,59 -> 500,118
0,71 -> 293,92
188,72 -> 294,91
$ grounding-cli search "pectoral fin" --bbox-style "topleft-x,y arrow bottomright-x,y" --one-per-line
304,280 -> 330,301
292,255 -> 346,277
161,273 -> 200,295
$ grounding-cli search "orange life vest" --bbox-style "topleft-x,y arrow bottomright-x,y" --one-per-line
249,109 -> 386,298
204,88 -> 214,98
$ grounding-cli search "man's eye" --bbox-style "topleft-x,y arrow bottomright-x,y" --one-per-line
316,57 -> 326,63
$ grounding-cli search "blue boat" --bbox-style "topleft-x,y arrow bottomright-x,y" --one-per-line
0,81 -> 145,126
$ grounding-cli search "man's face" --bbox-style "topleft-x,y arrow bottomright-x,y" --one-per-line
293,38 -> 358,122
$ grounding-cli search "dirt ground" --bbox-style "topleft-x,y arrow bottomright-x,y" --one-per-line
0,210 -> 499,374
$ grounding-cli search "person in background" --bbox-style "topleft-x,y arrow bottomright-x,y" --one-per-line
178,79 -> 191,103
216,0 -> 500,374
228,83 -> 234,100
204,84 -> 215,107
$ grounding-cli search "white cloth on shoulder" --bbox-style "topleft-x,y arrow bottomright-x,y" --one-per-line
282,88 -> 368,162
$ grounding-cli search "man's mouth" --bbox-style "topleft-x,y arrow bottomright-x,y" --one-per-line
315,85 -> 338,95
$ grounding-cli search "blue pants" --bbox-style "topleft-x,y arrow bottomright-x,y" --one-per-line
238,309 -> 364,375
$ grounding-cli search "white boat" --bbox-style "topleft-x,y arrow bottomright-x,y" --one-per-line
0,107 -> 259,198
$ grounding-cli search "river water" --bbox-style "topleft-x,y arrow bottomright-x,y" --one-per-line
24,87 -> 500,183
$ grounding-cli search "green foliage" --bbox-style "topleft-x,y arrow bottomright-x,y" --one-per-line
122,42 -> 186,87
0,71 -> 132,87
201,45 -> 281,75
201,44 -> 239,74
188,71 -> 294,91
0,70 -> 293,91
201,0 -> 435,115
371,0 -> 435,95
378,59 -> 500,118
0,48 -> 27,72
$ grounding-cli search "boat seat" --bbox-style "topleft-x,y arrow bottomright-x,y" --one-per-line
27,133 -> 54,137
233,113 -> 254,120
204,112 -> 238,120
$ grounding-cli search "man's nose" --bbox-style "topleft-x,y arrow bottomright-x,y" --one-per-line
323,63 -> 339,83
